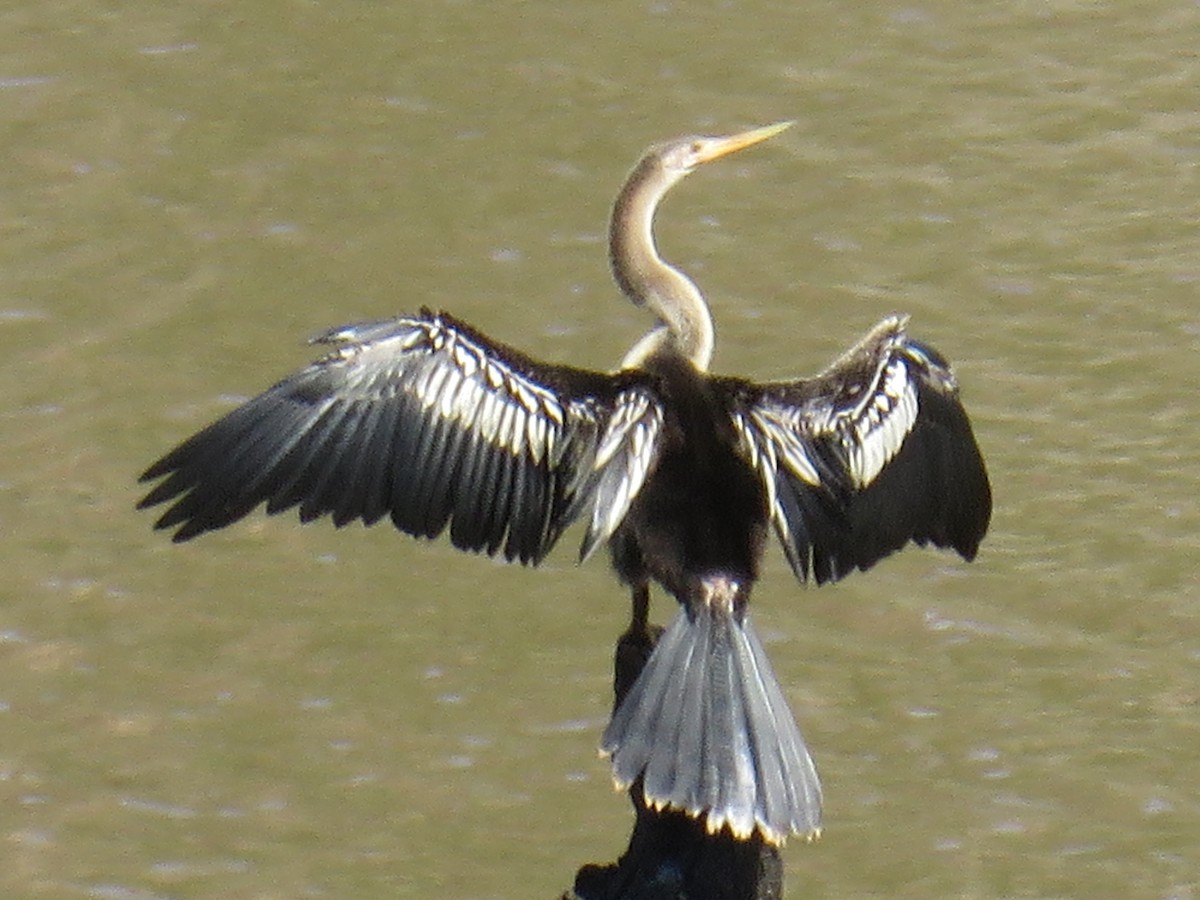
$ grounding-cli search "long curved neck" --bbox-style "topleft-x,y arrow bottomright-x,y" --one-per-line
610,157 -> 714,372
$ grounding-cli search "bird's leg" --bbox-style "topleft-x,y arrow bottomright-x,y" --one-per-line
629,582 -> 651,639
613,581 -> 657,712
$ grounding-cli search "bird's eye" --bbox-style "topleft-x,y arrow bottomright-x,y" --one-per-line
690,141 -> 704,154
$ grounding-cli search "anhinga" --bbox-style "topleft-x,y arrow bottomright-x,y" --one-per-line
139,122 -> 991,845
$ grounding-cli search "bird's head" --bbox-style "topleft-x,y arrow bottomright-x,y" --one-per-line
643,120 -> 794,190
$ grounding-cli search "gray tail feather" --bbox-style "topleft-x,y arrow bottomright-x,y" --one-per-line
600,605 -> 822,844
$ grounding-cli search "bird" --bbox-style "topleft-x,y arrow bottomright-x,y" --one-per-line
138,121 -> 991,846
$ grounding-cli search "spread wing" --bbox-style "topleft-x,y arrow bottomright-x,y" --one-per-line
730,316 -> 991,584
139,309 -> 663,565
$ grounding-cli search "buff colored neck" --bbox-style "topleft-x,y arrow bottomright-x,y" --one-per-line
609,156 -> 714,372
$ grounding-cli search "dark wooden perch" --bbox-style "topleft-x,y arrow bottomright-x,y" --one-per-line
562,622 -> 785,900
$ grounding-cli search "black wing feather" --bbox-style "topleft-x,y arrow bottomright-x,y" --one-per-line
139,310 -> 661,566
730,316 -> 991,584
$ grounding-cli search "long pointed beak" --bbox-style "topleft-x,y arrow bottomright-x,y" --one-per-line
695,120 -> 793,165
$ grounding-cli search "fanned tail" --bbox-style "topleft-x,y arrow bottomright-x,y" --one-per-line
600,604 -> 822,845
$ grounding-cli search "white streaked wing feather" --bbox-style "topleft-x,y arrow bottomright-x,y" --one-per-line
580,388 -> 664,561
140,312 -> 625,560
833,357 -> 919,488
748,407 -> 822,486
385,322 -> 569,466
731,411 -> 781,528
727,315 -> 987,586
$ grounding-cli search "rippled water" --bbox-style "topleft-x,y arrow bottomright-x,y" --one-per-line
2,1 -> 1197,897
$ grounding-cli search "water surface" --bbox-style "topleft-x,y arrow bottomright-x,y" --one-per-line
2,1 -> 1197,897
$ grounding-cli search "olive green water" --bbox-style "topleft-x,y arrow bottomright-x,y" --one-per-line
2,1 -> 1197,897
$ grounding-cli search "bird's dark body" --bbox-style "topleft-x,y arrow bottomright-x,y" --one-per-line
598,354 -> 825,844
611,356 -> 766,616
